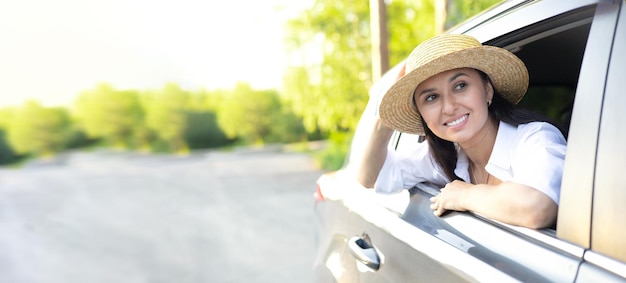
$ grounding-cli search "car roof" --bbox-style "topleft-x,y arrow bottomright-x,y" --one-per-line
449,0 -> 604,40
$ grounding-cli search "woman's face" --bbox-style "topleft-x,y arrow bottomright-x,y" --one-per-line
413,68 -> 494,144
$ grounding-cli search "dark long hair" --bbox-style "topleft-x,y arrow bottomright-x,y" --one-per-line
420,70 -> 566,182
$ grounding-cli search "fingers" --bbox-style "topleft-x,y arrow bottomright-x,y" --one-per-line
430,183 -> 471,217
430,196 -> 438,210
430,195 -> 446,216
395,63 -> 406,81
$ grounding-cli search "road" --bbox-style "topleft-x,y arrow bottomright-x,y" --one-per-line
0,148 -> 326,283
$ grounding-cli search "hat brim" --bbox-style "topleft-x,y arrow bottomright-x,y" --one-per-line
379,46 -> 528,135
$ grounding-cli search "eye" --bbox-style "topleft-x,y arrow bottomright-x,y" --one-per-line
454,82 -> 467,90
424,94 -> 438,102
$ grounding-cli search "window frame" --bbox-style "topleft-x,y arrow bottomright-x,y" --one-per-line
582,0 -> 626,276
556,0 -> 622,248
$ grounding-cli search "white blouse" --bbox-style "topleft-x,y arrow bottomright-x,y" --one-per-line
374,121 -> 567,204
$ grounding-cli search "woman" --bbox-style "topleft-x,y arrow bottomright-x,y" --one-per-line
351,34 -> 567,229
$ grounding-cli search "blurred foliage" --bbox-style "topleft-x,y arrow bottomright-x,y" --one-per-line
0,129 -> 19,165
75,84 -> 143,149
284,0 -> 439,136
386,0 -> 437,66
314,131 -> 352,171
284,0 -> 370,134
0,0 -> 503,167
285,0 -> 504,169
0,107 -> 15,129
445,0 -> 501,29
144,83 -> 191,153
0,108 -> 21,164
0,81 -> 308,165
7,101 -> 71,156
184,111 -> 230,149
264,107 -> 308,144
217,83 -> 277,144
217,83 -> 306,145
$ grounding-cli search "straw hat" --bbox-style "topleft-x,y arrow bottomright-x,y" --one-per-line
379,34 -> 529,135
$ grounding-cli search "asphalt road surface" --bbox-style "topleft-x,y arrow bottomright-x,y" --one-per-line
0,147 -> 326,283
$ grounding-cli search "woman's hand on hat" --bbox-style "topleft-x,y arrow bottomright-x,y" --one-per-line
395,62 -> 406,81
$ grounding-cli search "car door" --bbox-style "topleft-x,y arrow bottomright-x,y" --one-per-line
567,0 -> 626,281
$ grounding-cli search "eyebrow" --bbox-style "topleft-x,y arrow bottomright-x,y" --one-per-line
417,72 -> 470,97
449,72 -> 469,82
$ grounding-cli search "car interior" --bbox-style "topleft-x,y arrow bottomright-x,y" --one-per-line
491,7 -> 594,139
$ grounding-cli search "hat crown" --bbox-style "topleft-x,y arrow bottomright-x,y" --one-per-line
379,34 -> 528,135
406,34 -> 481,74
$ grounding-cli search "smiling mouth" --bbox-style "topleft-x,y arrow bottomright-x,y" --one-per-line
445,114 -> 468,127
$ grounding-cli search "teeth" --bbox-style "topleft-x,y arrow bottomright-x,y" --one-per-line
447,115 -> 467,127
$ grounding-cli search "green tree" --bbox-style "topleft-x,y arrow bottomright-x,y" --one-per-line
0,107 -> 18,164
216,83 -> 285,145
0,107 -> 15,129
285,0 -> 371,134
74,84 -> 143,148
284,0 -> 438,136
144,83 -> 190,153
131,124 -> 157,152
445,0 -> 502,29
0,128 -> 17,164
387,0 -> 436,65
7,101 -> 70,156
183,89 -> 234,148
201,89 -> 229,113
284,0 -> 502,169
184,110 -> 230,149
266,110 -> 307,144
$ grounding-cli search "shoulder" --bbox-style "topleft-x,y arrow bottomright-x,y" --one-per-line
503,122 -> 566,204
495,121 -> 566,151
514,122 -> 566,145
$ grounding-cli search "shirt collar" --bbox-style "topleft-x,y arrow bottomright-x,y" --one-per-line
453,121 -> 516,182
454,145 -> 470,182
488,121 -> 516,169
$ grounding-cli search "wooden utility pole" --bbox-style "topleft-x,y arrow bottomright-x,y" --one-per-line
370,0 -> 389,82
435,0 -> 447,34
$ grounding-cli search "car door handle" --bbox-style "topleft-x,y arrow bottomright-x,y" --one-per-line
348,233 -> 381,271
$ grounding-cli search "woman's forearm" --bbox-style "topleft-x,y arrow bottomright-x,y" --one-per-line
463,182 -> 558,229
349,117 -> 394,188
349,63 -> 405,188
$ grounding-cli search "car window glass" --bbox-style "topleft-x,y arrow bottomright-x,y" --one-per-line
519,86 -> 575,138
514,23 -> 591,138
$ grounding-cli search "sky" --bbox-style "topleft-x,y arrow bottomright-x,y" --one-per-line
0,0 -> 311,107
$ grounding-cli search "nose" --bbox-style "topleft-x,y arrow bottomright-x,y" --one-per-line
441,94 -> 457,115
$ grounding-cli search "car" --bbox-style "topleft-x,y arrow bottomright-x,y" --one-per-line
313,0 -> 626,282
